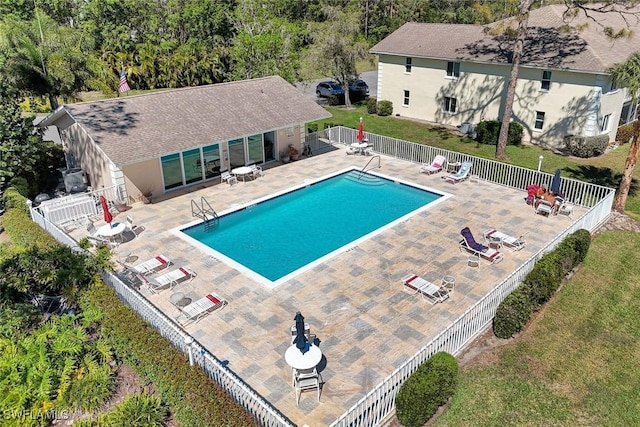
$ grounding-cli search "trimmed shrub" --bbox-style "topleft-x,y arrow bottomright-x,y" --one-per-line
377,100 -> 393,116
493,287 -> 533,338
564,134 -> 609,158
366,97 -> 377,114
7,177 -> 31,198
475,120 -> 523,146
395,352 -> 458,427
565,229 -> 591,263
1,188 -> 59,249
524,252 -> 564,308
615,123 -> 635,143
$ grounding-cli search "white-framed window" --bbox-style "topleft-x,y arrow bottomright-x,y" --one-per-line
446,62 -> 460,78
403,90 -> 410,106
443,96 -> 457,114
405,57 -> 412,73
600,113 -> 611,133
541,71 -> 552,91
534,111 -> 545,130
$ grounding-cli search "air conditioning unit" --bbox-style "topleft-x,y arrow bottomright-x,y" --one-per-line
460,122 -> 473,136
62,168 -> 88,193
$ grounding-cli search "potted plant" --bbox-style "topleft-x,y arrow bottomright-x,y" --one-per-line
140,189 -> 152,204
288,144 -> 300,161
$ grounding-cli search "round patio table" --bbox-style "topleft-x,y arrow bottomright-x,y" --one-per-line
96,222 -> 126,241
284,344 -> 322,371
231,166 -> 253,182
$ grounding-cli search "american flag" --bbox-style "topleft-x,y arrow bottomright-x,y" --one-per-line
118,67 -> 131,93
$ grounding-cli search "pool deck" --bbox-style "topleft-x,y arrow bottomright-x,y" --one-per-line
70,147 -> 582,426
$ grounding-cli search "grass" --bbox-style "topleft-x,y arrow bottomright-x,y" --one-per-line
434,231 -> 640,426
311,105 -> 640,219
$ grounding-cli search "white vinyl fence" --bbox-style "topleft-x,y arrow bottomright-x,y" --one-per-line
29,209 -> 294,427
30,127 -> 614,427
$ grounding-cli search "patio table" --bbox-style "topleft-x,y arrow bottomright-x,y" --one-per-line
96,222 -> 126,242
232,166 -> 253,182
284,343 -> 322,371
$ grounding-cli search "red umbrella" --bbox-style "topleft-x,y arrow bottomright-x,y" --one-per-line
100,195 -> 113,226
357,117 -> 365,142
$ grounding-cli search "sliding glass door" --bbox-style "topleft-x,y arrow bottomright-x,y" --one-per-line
228,138 -> 245,169
247,134 -> 263,165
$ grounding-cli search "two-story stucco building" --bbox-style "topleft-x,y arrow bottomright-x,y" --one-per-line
371,4 -> 640,148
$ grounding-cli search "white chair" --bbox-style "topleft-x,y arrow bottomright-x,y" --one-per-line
138,267 -> 196,294
221,171 -> 237,185
419,154 -> 446,175
294,367 -> 321,406
125,215 -> 135,234
249,164 -> 264,178
175,292 -> 227,325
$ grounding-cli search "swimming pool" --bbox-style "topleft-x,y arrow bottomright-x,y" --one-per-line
178,168 -> 449,288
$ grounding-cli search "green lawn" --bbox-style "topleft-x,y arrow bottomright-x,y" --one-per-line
312,105 -> 640,219
433,231 -> 640,426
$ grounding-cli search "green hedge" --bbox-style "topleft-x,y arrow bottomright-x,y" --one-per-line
377,100 -> 393,116
493,229 -> 592,338
563,134 -> 609,158
395,352 -> 458,427
366,97 -> 377,114
475,120 -> 523,146
615,122 -> 635,143
1,187 -> 59,249
79,282 -> 258,427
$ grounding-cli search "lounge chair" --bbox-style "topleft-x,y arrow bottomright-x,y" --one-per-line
459,227 -> 504,264
483,229 -> 526,251
175,292 -> 227,325
119,254 -> 171,275
442,161 -> 472,183
401,274 -> 450,304
419,155 -> 446,175
139,267 -> 196,294
536,200 -> 554,217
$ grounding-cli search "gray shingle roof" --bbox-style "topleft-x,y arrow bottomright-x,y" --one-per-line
55,76 -> 331,166
370,4 -> 640,72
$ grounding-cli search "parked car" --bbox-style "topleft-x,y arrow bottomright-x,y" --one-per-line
315,81 -> 344,98
348,79 -> 370,97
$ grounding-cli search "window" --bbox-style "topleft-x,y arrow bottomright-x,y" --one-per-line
600,113 -> 611,133
444,97 -> 457,114
609,79 -> 618,93
446,62 -> 460,78
534,111 -> 545,130
541,71 -> 552,91
403,90 -> 410,106
405,57 -> 412,73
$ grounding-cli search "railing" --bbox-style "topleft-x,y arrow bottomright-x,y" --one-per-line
28,207 -> 295,427
315,126 -> 615,427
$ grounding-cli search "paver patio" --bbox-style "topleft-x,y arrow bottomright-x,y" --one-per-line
69,146 -> 582,426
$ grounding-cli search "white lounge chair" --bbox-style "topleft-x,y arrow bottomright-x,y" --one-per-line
175,292 -> 227,325
139,267 -> 196,294
459,227 -> 504,264
401,274 -> 450,304
120,254 -> 171,275
420,155 -> 446,175
483,229 -> 526,251
442,161 -> 472,183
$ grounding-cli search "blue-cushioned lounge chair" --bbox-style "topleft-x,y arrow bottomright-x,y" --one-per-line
442,161 -> 472,183
459,227 -> 504,264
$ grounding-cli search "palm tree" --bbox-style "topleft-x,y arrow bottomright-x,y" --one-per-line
610,51 -> 640,212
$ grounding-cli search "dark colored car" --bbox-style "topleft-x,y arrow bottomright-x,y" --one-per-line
348,79 -> 370,97
315,81 -> 345,98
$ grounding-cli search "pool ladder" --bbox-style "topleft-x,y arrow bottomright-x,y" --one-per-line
191,197 -> 218,231
354,155 -> 381,181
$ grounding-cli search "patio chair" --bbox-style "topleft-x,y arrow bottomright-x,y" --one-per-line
86,235 -> 118,249
294,367 -> 322,406
401,274 -> 450,304
249,164 -> 264,178
419,155 -> 446,175
138,267 -> 196,294
459,227 -> 504,264
221,170 -> 238,185
536,199 -> 554,217
175,292 -> 227,325
483,229 -> 526,251
442,161 -> 472,184
119,254 -> 172,276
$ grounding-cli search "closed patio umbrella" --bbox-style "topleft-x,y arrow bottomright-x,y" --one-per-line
293,311 -> 308,354
357,117 -> 365,142
550,169 -> 562,195
100,195 -> 113,227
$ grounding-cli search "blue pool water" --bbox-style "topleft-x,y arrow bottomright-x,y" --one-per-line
181,170 -> 443,285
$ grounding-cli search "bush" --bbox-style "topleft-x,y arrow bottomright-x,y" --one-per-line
104,394 -> 168,427
7,177 -> 31,198
615,123 -> 635,143
1,188 -> 59,249
524,252 -> 564,308
475,120 -> 523,146
307,123 -> 319,133
493,287 -> 533,338
395,352 -> 458,427
377,100 -> 393,116
565,229 -> 591,263
564,134 -> 609,157
366,97 -> 377,114
327,94 -> 342,106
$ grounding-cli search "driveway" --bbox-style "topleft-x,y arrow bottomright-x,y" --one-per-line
295,71 -> 377,104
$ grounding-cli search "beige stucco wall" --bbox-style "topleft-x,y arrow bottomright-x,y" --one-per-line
64,124 -> 113,190
377,54 -> 624,148
276,124 -> 303,158
122,159 -> 163,204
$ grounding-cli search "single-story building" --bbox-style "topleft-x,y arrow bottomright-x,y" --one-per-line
38,75 -> 331,203
370,4 -> 640,148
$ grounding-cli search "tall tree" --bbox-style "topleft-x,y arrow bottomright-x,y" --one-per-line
0,14 -> 108,110
494,1 -> 640,160
610,52 -> 640,212
308,5 -> 369,108
0,84 -> 46,189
